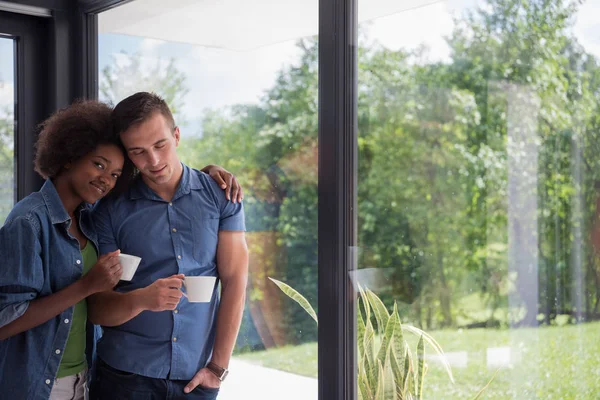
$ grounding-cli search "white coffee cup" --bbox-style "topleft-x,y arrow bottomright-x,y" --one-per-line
182,276 -> 217,303
118,253 -> 141,281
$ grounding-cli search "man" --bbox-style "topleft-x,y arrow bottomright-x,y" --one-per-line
88,92 -> 248,399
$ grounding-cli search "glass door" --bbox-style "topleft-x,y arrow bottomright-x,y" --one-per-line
356,0 -> 600,398
97,2 -> 319,399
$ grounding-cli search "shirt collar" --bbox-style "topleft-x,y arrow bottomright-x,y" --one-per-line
40,179 -> 70,225
129,163 -> 203,201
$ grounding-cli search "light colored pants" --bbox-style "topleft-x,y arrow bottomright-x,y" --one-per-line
49,368 -> 88,400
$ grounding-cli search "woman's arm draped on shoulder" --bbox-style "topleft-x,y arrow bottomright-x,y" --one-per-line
201,165 -> 243,203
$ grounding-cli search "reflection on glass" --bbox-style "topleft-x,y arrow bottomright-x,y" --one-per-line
98,1 -> 318,398
358,0 -> 600,398
0,38 -> 14,224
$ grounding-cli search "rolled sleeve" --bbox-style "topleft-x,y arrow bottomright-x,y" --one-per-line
220,201 -> 246,231
93,199 -> 119,255
0,217 -> 43,328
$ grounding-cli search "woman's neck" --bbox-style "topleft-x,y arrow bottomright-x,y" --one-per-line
52,177 -> 82,219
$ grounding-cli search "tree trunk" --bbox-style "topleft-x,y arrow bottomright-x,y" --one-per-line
438,250 -> 453,327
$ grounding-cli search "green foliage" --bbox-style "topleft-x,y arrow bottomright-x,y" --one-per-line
268,278 -> 318,324
271,278 -> 498,399
99,52 -> 190,125
240,322 -> 600,398
103,0 -> 600,349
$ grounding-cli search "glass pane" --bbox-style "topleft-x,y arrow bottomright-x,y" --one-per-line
358,0 -> 600,398
0,38 -> 14,224
98,2 -> 318,399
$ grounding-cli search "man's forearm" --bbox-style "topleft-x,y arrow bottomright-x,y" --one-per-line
87,289 -> 146,327
210,276 -> 247,368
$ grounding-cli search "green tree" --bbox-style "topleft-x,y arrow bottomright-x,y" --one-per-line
100,52 -> 189,124
444,0 -> 600,325
183,38 -> 320,343
142,0 -> 600,339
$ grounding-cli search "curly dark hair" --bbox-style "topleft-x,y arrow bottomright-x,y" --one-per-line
34,100 -> 135,194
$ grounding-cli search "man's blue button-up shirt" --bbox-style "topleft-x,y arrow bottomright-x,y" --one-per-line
94,164 -> 245,380
0,180 -> 100,400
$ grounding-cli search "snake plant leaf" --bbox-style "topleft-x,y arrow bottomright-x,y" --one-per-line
358,371 -> 371,400
268,277 -> 318,324
390,349 -> 404,400
375,304 -> 396,368
402,324 -> 454,383
366,288 -> 390,335
416,335 -> 426,400
403,345 -> 413,392
391,303 -> 406,367
374,360 -> 385,400
383,356 -> 396,400
472,368 -> 501,400
357,283 -> 371,323
364,317 -> 377,389
358,296 -> 366,358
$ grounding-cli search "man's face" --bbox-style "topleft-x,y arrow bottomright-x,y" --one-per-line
120,112 -> 181,187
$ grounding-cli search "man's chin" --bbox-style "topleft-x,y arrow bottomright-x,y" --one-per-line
145,173 -> 169,185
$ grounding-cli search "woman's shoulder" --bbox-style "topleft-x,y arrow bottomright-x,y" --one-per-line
2,192 -> 47,233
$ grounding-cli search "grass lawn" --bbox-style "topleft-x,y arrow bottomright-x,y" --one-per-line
237,322 -> 600,399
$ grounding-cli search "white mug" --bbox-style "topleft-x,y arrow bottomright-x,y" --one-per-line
182,276 -> 217,303
118,253 -> 141,281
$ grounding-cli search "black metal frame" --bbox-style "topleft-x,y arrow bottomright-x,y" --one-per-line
76,0 -> 135,99
0,10 -> 49,199
318,0 -> 358,399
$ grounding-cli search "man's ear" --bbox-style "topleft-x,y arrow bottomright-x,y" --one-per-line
174,126 -> 181,147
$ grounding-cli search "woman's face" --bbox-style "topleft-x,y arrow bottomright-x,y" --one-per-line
64,143 -> 125,204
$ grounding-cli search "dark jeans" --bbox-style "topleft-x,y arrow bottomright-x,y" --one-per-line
90,358 -> 219,400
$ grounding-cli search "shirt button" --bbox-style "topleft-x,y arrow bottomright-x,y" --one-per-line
169,202 -> 173,206
174,310 -> 179,314
64,319 -> 69,324
76,260 -> 81,265
172,228 -> 177,233
177,255 -> 182,260
45,379 -> 51,385
173,337 -> 177,342
55,349 -> 61,354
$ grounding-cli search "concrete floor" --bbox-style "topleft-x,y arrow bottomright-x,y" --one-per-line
218,359 -> 318,400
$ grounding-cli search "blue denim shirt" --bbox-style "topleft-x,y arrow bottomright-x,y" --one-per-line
0,180 -> 101,400
94,164 -> 245,380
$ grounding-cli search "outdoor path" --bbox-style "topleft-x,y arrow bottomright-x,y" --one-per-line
219,359 -> 318,400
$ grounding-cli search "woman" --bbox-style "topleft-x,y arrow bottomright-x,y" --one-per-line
0,100 -> 241,400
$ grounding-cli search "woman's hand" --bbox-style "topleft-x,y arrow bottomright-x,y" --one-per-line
202,165 -> 244,203
82,250 -> 122,294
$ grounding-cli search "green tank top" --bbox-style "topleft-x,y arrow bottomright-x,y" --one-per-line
56,240 -> 97,378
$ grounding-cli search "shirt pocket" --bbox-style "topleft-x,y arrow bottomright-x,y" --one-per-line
192,217 -> 219,266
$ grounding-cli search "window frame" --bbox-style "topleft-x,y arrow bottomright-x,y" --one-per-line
0,10 -> 49,200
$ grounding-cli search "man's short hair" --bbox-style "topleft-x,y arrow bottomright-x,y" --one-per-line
112,92 -> 176,135
34,100 -> 121,179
